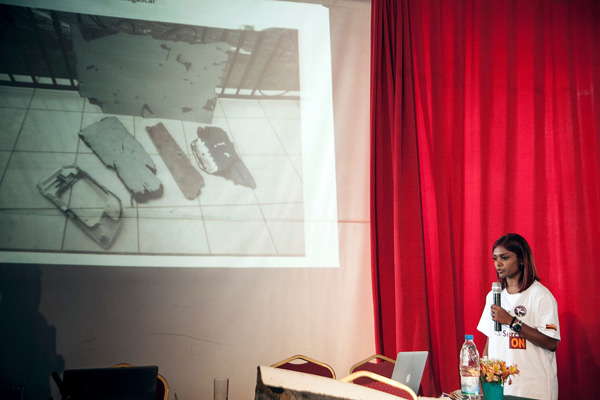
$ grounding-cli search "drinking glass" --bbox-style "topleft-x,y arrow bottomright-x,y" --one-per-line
214,377 -> 229,400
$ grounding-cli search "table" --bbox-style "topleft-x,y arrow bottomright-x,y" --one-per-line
418,396 -> 538,400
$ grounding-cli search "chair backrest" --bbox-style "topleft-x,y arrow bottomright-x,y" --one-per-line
111,363 -> 169,400
270,355 -> 336,379
341,370 -> 418,400
349,354 -> 396,378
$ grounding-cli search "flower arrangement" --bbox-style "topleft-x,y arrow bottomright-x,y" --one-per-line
479,357 -> 519,385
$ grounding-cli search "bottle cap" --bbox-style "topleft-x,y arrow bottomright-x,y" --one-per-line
465,334 -> 473,340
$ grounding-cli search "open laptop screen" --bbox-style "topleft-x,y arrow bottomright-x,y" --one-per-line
390,351 -> 428,394
62,365 -> 158,400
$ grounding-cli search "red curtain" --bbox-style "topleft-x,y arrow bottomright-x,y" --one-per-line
370,0 -> 600,398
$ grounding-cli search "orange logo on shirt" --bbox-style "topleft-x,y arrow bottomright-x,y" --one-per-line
545,324 -> 558,331
509,334 -> 526,350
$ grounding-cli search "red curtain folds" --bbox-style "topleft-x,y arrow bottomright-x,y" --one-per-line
370,0 -> 600,398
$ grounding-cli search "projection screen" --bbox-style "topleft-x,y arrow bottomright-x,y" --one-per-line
0,0 -> 339,268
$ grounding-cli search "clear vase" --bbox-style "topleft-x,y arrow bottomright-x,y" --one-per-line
481,382 -> 503,400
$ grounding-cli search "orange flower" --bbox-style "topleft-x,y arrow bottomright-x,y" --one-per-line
479,357 -> 519,385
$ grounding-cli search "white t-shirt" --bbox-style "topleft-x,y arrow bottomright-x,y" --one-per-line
477,281 -> 560,400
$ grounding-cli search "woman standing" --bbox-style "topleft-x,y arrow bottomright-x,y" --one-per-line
477,233 -> 560,400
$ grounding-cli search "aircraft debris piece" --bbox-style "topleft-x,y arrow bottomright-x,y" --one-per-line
78,116 -> 163,202
71,24 -> 228,123
191,126 -> 257,189
145,122 -> 204,200
37,165 -> 123,249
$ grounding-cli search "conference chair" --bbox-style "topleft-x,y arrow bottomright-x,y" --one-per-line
111,363 -> 169,400
341,370 -> 418,400
349,354 -> 396,378
270,354 -> 336,379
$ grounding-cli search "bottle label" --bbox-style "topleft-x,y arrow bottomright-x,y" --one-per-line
461,376 -> 480,395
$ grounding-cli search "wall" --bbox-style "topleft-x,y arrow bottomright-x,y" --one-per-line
0,1 -> 373,399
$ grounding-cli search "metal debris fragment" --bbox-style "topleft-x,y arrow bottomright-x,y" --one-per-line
78,116 -> 163,202
191,126 -> 256,189
37,165 -> 123,249
146,122 -> 204,200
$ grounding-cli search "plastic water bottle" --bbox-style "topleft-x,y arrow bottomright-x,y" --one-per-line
459,334 -> 480,398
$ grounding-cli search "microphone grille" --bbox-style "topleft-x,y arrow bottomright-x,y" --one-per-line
492,282 -> 502,292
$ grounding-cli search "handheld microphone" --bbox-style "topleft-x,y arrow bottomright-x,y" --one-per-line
492,282 -> 502,335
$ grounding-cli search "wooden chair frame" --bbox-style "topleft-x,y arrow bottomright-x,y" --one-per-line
270,354 -> 336,379
341,370 -> 418,400
111,363 -> 169,400
349,354 -> 396,375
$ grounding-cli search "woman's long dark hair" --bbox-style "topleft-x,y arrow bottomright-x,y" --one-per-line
493,233 -> 539,292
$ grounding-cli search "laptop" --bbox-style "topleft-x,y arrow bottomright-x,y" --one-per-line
390,351 -> 428,394
61,365 -> 158,400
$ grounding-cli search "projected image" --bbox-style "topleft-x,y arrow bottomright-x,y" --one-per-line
0,1 -> 338,267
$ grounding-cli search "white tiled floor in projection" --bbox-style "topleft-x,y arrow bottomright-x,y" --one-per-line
0,85 -> 305,256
